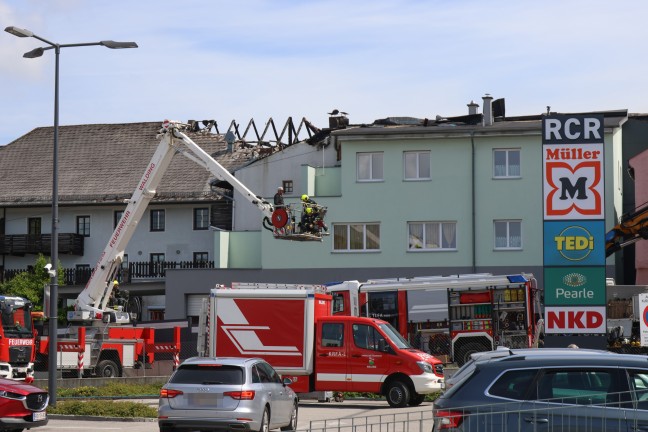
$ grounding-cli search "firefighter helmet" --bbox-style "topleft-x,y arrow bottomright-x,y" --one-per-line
301,194 -> 309,202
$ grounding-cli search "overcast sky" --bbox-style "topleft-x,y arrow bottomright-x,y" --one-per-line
1,0 -> 648,145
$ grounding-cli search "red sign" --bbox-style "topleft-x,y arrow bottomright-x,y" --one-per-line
544,306 -> 606,333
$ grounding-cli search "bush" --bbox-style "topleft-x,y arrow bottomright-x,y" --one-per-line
56,382 -> 164,398
48,400 -> 157,418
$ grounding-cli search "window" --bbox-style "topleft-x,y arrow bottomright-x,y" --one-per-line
193,208 -> 209,230
193,252 -> 209,267
114,210 -> 124,229
494,220 -> 522,249
488,369 -> 537,400
150,209 -> 165,232
149,309 -> 165,321
150,253 -> 165,262
282,180 -> 293,194
352,323 -> 388,352
534,369 -> 620,406
408,222 -> 456,250
403,151 -> 431,180
75,264 -> 90,285
28,218 -> 41,235
493,149 -> 521,178
76,215 -> 90,237
357,152 -> 384,182
333,223 -> 380,251
628,369 -> 648,409
321,323 -> 344,347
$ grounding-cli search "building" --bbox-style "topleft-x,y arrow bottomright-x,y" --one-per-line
0,121 -> 248,319
165,96 -> 630,320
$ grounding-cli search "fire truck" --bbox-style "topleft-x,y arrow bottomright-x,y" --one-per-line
0,297 -> 37,381
37,120 -> 327,377
202,284 -> 444,407
326,273 -> 542,366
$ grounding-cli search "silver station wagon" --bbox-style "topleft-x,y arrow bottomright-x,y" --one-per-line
159,357 -> 298,432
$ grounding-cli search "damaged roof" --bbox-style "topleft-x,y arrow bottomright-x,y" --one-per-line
0,122 -> 256,207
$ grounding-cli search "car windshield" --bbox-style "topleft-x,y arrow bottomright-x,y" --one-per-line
377,322 -> 411,349
169,364 -> 245,385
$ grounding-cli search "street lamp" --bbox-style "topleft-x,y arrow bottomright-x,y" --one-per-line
5,26 -> 137,405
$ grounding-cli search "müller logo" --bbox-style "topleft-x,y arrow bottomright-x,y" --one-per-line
544,144 -> 603,219
139,163 -> 156,191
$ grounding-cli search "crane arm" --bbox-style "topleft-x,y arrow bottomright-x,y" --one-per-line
71,120 -> 274,323
605,204 -> 648,257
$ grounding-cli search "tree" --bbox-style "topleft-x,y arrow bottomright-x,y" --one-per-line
0,254 -> 64,312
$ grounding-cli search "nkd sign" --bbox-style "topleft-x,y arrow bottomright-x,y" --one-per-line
542,115 -> 604,220
544,306 -> 606,334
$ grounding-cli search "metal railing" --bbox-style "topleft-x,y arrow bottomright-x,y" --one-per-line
297,409 -> 434,432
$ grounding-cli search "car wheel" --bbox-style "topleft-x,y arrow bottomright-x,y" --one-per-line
258,407 -> 270,432
96,359 -> 120,377
385,380 -> 410,408
281,401 -> 298,431
408,393 -> 426,406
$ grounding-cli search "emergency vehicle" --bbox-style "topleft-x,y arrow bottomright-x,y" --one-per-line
203,285 -> 444,408
0,297 -> 37,381
37,120 -> 326,377
326,273 -> 542,366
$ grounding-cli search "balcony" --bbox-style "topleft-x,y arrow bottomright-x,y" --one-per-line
1,260 -> 215,285
0,234 -> 84,256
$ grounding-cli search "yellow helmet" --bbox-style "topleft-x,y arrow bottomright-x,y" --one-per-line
301,194 -> 309,202
305,207 -> 313,214
113,280 -> 119,286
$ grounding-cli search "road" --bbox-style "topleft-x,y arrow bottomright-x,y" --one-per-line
38,399 -> 435,432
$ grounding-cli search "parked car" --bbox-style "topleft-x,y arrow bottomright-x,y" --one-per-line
0,378 -> 48,431
159,357 -> 298,432
433,347 -> 648,431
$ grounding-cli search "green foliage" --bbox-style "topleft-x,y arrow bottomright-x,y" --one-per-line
0,254 -> 64,313
56,382 -> 164,398
47,400 -> 157,418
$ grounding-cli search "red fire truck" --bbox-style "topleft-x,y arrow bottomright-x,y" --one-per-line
204,285 -> 444,407
326,273 -> 542,366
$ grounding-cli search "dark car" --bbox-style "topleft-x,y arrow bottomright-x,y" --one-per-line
159,357 -> 298,432
0,378 -> 48,431
433,347 -> 648,431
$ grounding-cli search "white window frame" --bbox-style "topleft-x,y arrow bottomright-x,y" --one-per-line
494,220 -> 522,250
493,148 -> 521,178
357,152 -> 384,182
403,151 -> 431,181
407,221 -> 457,251
333,223 -> 380,252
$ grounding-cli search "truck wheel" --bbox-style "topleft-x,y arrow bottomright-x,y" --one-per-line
96,360 -> 119,377
385,380 -> 410,408
408,393 -> 426,406
258,407 -> 269,432
456,342 -> 486,366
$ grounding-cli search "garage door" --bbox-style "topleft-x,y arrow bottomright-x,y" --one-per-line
186,294 -> 208,317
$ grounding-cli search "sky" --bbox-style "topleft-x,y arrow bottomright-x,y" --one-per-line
1,0 -> 648,145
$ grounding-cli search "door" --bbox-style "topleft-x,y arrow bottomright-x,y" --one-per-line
515,368 -> 629,432
315,321 -> 349,392
348,322 -> 393,393
256,361 -> 292,426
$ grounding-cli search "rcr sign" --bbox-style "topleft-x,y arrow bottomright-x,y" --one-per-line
542,115 -> 604,144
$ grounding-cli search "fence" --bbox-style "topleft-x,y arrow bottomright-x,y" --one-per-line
297,409 -> 434,432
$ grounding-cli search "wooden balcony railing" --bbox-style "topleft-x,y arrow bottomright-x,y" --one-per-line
0,234 -> 84,256
0,260 -> 215,285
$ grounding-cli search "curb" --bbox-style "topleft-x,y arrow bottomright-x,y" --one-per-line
48,414 -> 156,422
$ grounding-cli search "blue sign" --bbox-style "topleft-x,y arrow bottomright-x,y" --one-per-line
543,220 -> 605,266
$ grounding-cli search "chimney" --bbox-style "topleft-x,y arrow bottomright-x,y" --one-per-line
467,100 -> 479,115
482,94 -> 493,126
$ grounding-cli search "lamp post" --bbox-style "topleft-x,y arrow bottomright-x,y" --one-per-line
4,26 -> 137,406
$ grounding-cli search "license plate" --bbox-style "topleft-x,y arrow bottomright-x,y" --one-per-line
33,411 -> 46,421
